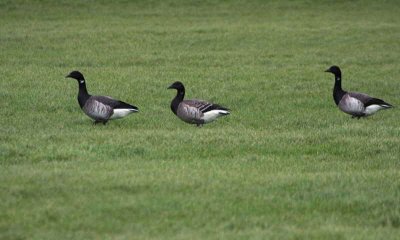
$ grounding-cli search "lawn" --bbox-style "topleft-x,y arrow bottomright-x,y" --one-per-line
1,0 -> 400,239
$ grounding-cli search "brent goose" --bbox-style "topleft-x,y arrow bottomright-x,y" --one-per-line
66,71 -> 138,124
167,81 -> 230,126
325,66 -> 393,119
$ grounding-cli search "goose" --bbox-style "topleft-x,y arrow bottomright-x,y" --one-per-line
167,81 -> 230,126
325,66 -> 393,119
66,71 -> 138,124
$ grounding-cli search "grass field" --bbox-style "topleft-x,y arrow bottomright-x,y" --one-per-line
1,0 -> 400,239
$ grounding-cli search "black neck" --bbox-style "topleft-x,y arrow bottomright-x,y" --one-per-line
171,88 -> 185,115
333,74 -> 346,105
78,80 -> 90,108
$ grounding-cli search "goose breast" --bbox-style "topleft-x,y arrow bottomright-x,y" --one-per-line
83,97 -> 113,121
338,94 -> 365,115
176,102 -> 204,124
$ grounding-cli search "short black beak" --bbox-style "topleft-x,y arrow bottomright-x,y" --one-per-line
324,69 -> 331,73
167,84 -> 173,89
65,74 -> 71,78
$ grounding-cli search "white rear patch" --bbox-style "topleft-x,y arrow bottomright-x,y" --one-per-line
364,105 -> 385,116
201,110 -> 230,123
110,109 -> 137,119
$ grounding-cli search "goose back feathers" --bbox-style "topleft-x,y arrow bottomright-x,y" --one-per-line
66,71 -> 138,124
325,66 -> 393,118
168,81 -> 230,126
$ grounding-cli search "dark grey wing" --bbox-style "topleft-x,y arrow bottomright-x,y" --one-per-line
364,97 -> 393,108
348,92 -> 393,107
184,99 -> 229,113
348,92 -> 373,105
93,96 -> 138,111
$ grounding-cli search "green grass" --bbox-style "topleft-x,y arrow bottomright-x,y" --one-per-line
1,0 -> 400,239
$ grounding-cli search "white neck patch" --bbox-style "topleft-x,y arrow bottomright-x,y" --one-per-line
80,80 -> 85,84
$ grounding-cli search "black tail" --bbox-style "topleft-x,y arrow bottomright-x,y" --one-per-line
116,101 -> 139,112
365,98 -> 393,108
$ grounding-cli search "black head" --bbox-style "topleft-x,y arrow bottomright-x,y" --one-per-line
167,81 -> 185,91
324,66 -> 341,76
66,71 -> 85,81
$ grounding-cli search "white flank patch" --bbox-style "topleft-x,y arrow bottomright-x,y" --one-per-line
364,104 -> 385,116
110,109 -> 137,119
202,110 -> 229,123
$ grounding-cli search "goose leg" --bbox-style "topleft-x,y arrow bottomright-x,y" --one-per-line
351,115 -> 361,120
93,120 -> 108,125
